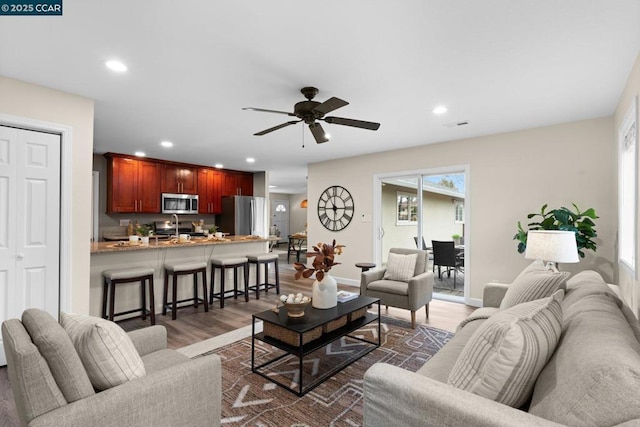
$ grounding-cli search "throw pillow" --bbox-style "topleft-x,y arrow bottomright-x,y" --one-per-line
447,290 -> 564,408
21,309 -> 95,402
500,260 -> 570,309
383,252 -> 418,282
61,312 -> 145,391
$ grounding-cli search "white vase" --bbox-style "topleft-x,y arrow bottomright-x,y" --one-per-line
312,274 -> 338,309
140,236 -> 149,246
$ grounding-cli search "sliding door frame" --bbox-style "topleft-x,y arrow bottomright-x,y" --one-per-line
373,164 -> 471,304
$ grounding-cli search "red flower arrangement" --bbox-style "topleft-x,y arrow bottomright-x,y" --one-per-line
293,239 -> 345,282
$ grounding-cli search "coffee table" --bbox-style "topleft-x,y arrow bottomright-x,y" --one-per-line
251,295 -> 380,396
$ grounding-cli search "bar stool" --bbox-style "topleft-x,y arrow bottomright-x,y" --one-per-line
209,256 -> 249,308
162,261 -> 208,320
246,253 -> 280,299
102,267 -> 155,325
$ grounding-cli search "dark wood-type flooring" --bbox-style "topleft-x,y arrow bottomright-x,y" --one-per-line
0,260 -> 474,426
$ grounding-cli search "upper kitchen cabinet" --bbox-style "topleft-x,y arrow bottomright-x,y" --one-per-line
162,164 -> 197,194
222,170 -> 253,197
105,154 -> 161,213
197,167 -> 222,214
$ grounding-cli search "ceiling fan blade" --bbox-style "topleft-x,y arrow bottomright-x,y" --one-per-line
312,97 -> 349,115
308,122 -> 330,144
324,116 -> 380,131
254,120 -> 300,136
243,107 -> 295,116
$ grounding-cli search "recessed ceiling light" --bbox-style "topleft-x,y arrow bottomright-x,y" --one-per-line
134,151 -> 145,157
325,133 -> 331,139
433,105 -> 448,115
105,60 -> 127,73
214,163 -> 223,169
269,185 -> 277,188
160,140 -> 173,148
246,157 -> 255,163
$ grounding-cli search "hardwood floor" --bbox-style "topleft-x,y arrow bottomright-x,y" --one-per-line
0,260 -> 474,425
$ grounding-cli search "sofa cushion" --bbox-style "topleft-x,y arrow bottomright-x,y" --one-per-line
418,318 -> 486,383
383,252 -> 418,282
529,282 -> 640,426
21,309 -> 94,403
448,290 -> 563,408
1,319 -> 67,424
367,279 -> 409,296
61,313 -> 146,391
500,260 -> 569,309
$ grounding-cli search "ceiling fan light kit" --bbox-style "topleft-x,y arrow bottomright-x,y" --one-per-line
243,87 -> 380,144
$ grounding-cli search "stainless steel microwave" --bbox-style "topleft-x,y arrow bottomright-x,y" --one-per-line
161,193 -> 199,214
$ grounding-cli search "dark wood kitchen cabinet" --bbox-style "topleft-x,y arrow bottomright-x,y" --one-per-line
222,170 -> 253,197
197,167 -> 223,214
162,164 -> 197,194
106,154 -> 161,213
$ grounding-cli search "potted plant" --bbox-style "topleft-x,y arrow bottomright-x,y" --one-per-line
136,224 -> 151,246
209,225 -> 223,239
451,234 -> 461,246
293,240 -> 345,309
514,203 -> 598,258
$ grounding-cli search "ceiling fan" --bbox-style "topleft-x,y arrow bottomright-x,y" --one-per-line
242,87 -> 380,144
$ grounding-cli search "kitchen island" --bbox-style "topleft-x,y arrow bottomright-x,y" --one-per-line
89,236 -> 268,318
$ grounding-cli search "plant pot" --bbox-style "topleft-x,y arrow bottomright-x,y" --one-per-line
312,274 -> 337,309
140,236 -> 149,246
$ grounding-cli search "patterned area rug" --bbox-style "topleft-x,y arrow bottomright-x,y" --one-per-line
196,317 -> 453,426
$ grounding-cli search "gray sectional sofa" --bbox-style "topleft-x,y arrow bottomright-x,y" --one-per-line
2,309 -> 221,427
363,270 -> 640,426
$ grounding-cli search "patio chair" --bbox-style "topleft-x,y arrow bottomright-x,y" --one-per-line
431,240 -> 464,289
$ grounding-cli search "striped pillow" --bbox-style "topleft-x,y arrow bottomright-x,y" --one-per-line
448,290 -> 564,408
500,260 -> 569,309
61,313 -> 145,391
383,252 -> 418,281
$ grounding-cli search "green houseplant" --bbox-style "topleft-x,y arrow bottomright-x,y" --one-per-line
514,203 -> 598,258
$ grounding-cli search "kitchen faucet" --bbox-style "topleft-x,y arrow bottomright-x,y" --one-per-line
172,214 -> 179,239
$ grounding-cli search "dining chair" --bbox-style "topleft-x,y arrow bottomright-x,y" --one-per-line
431,240 -> 464,289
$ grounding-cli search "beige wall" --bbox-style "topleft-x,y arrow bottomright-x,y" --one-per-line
0,76 -> 94,313
308,116 -> 615,301
615,53 -> 640,317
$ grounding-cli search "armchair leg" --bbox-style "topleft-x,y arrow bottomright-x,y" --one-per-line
425,303 -> 429,318
410,311 -> 416,329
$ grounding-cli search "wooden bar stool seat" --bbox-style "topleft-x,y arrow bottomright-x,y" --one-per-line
102,267 -> 155,325
246,253 -> 280,299
162,261 -> 208,320
209,256 -> 249,308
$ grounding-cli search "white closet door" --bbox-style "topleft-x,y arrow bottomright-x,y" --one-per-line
0,125 -> 60,365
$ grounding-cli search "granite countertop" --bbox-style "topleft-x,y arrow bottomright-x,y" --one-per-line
91,235 -> 266,254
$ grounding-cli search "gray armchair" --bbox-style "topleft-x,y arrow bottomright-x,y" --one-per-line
2,309 -> 221,427
360,248 -> 434,328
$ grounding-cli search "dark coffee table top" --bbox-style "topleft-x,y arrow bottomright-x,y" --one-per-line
253,295 -> 378,334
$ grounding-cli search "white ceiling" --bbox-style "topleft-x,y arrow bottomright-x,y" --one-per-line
1,1 -> 639,194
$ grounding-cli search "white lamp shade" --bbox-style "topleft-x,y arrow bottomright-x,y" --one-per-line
525,230 -> 579,263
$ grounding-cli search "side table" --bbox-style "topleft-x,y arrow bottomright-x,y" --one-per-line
356,262 -> 376,272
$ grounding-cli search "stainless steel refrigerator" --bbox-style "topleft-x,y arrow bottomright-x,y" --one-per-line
220,195 -> 267,236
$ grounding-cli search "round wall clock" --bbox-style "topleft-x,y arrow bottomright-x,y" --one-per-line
317,185 -> 354,231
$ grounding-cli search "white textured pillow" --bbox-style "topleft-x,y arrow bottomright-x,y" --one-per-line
61,313 -> 145,391
500,260 -> 570,309
448,290 -> 564,408
383,252 -> 418,282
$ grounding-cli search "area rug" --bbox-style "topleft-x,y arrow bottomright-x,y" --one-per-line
195,318 -> 453,426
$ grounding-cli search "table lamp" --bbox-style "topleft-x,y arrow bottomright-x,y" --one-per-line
525,230 -> 579,272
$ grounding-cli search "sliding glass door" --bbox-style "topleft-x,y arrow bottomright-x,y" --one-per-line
374,166 -> 468,302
